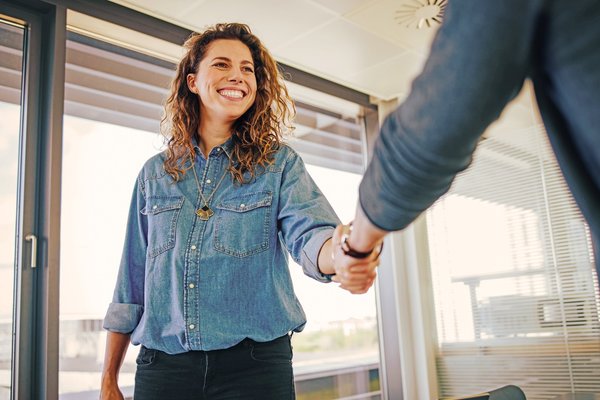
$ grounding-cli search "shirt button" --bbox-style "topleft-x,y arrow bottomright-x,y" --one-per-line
152,205 -> 157,210
206,179 -> 212,184
216,148 -> 221,152
189,324 -> 195,330
240,203 -> 245,208
189,283 -> 195,289
191,245 -> 197,250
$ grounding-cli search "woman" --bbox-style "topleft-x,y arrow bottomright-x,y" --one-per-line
100,23 -> 378,400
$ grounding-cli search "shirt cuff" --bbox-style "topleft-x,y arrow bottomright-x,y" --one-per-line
103,302 -> 143,334
301,227 -> 335,283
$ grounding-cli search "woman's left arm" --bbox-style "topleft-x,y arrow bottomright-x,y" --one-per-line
277,148 -> 339,282
278,148 -> 377,293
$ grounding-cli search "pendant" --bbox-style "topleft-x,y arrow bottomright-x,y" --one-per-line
196,205 -> 214,220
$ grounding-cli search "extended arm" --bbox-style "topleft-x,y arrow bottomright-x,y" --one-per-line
334,1 -> 541,278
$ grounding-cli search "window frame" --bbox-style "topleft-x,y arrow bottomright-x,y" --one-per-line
0,1 -> 67,399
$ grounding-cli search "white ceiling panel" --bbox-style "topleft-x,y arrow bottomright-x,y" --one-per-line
114,0 -> 208,27
276,19 -> 404,86
345,50 -> 427,100
307,0 -> 375,16
346,0 -> 441,54
170,0 -> 337,50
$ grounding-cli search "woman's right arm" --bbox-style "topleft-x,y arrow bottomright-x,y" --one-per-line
100,331 -> 131,400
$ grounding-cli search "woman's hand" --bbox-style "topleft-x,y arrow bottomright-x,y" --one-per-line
99,378 -> 124,400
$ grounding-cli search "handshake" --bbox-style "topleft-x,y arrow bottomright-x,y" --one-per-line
329,223 -> 384,295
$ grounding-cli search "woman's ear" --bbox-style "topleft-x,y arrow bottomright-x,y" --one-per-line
187,73 -> 197,94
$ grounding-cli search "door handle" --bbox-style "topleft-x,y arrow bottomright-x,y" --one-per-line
25,233 -> 37,268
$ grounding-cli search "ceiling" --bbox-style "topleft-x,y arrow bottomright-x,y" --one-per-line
108,0 -> 445,101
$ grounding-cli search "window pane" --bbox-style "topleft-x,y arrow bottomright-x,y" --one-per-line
0,19 -> 24,400
59,117 -> 161,397
291,164 -> 381,400
425,86 -> 600,399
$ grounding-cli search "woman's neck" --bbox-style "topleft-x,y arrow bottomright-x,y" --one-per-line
197,118 -> 233,158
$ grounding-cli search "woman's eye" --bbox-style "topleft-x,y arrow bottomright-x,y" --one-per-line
213,62 -> 228,68
243,67 -> 254,73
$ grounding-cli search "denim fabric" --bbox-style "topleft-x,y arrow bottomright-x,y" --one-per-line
133,335 -> 295,400
103,139 -> 340,353
359,0 -> 600,277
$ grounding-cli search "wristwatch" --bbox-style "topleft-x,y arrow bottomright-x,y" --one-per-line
340,223 -> 382,259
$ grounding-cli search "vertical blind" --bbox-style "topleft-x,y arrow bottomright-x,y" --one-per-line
425,117 -> 600,399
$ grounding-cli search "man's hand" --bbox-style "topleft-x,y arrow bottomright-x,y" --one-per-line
330,224 -> 381,294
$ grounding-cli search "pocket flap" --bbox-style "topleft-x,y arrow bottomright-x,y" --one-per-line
141,196 -> 184,215
216,191 -> 272,213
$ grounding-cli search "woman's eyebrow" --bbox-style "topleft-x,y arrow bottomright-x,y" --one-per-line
211,56 -> 254,65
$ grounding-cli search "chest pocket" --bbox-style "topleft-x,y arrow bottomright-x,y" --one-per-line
214,191 -> 272,258
141,196 -> 184,258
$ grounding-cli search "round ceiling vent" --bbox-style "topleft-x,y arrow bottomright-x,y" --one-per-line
395,0 -> 447,29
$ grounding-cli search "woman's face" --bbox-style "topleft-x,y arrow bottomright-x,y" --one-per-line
187,39 -> 258,126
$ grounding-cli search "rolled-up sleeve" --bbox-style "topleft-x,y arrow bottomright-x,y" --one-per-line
103,302 -> 144,333
103,172 -> 148,333
278,149 -> 340,282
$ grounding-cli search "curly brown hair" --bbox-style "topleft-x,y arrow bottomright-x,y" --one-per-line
161,23 -> 295,184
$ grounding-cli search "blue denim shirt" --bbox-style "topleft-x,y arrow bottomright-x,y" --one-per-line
360,0 -> 600,247
103,139 -> 340,353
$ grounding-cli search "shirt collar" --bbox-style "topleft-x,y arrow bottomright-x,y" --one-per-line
192,135 -> 234,160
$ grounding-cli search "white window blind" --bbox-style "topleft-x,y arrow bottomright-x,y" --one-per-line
425,116 -> 600,399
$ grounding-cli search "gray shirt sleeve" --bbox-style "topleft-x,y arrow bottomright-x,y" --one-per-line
359,0 -> 539,231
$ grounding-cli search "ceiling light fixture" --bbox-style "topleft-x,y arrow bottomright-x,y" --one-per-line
395,0 -> 447,29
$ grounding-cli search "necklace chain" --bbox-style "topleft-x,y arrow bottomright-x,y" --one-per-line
190,155 -> 228,220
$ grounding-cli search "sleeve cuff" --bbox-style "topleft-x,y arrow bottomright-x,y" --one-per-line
301,227 -> 335,283
103,302 -> 143,334
359,188 -> 397,232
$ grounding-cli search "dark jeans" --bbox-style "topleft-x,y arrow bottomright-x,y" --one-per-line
133,334 -> 295,400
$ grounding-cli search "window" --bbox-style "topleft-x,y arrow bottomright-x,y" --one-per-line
425,85 -> 600,399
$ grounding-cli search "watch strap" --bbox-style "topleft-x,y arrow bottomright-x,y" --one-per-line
340,224 -> 381,259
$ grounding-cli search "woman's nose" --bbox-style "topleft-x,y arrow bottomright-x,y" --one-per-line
228,68 -> 243,82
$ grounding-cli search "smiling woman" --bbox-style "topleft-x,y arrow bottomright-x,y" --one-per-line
99,23 -> 377,400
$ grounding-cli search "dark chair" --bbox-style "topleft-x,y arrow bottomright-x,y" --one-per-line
445,385 -> 526,400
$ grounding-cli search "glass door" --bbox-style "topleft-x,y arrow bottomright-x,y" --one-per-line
1,2 -> 66,398
0,17 -> 25,400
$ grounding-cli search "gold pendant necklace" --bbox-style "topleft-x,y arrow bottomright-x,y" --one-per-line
196,205 -> 214,220
190,155 -> 228,221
